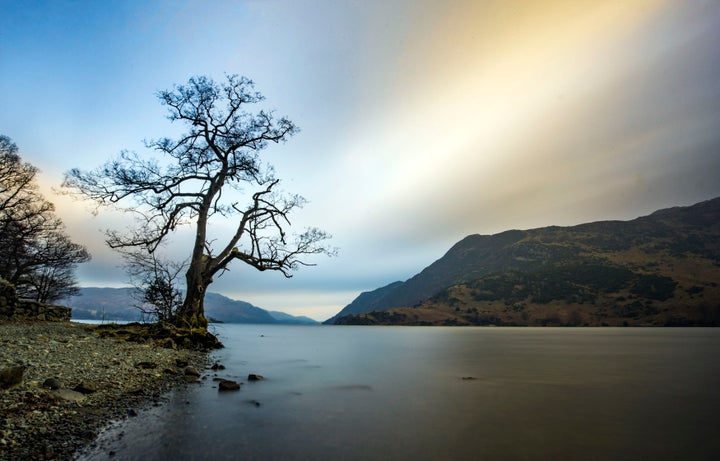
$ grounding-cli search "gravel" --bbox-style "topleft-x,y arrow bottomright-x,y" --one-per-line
0,321 -> 208,461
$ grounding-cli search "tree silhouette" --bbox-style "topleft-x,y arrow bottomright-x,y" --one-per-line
0,135 -> 90,302
64,75 -> 332,327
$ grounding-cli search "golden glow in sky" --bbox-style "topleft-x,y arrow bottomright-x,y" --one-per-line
345,0 -> 680,235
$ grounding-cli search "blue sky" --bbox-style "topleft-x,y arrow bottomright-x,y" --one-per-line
2,0 -> 720,320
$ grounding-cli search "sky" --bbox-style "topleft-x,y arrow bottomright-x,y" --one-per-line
2,0 -> 720,321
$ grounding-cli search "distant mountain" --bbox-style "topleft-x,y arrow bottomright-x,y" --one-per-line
63,287 -> 318,324
329,197 -> 720,326
268,311 -> 320,325
203,292 -> 277,323
64,287 -> 140,321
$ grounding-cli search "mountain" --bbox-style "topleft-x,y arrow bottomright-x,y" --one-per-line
326,281 -> 403,321
268,311 -> 320,325
63,287 -> 318,324
328,197 -> 720,326
64,287 -> 140,321
203,292 -> 277,323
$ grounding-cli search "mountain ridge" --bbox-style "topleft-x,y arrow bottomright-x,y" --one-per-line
328,197 -> 720,326
63,287 -> 318,324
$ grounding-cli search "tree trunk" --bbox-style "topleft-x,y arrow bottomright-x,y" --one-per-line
174,261 -> 210,329
164,261 -> 224,350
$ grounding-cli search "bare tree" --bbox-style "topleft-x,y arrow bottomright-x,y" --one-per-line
0,135 -> 90,303
122,249 -> 186,322
63,75 -> 333,328
17,231 -> 90,303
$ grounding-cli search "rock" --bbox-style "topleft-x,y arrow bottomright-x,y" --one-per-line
247,373 -> 264,381
42,378 -> 62,390
210,362 -> 225,370
175,359 -> 189,368
218,379 -> 241,391
135,361 -> 158,369
184,376 -> 200,383
74,382 -> 98,394
184,366 -> 201,377
52,389 -> 86,402
0,365 -> 25,389
127,408 -> 138,417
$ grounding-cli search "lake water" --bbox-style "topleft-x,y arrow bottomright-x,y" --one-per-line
78,326 -> 720,460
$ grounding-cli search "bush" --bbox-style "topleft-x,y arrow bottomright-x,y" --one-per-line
631,275 -> 677,301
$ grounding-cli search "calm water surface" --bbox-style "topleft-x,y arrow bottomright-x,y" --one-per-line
79,326 -> 720,460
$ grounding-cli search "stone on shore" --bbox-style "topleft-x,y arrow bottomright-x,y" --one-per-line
52,388 -> 87,402
74,381 -> 98,394
184,366 -> 201,377
0,365 -> 25,389
42,377 -> 62,390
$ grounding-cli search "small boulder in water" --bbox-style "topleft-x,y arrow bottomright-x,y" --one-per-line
218,379 -> 241,391
248,373 -> 264,381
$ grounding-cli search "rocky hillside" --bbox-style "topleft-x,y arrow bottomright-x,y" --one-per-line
330,197 -> 720,326
63,287 -> 318,324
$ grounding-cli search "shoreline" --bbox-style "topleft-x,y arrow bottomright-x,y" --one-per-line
0,321 -> 208,460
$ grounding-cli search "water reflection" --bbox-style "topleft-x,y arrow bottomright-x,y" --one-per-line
80,327 -> 720,461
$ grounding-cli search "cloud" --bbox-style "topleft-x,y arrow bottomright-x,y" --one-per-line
5,0 -> 720,320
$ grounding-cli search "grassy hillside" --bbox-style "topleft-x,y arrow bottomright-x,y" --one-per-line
334,197 -> 720,326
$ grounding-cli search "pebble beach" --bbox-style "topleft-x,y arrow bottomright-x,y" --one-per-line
0,321 -> 207,460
